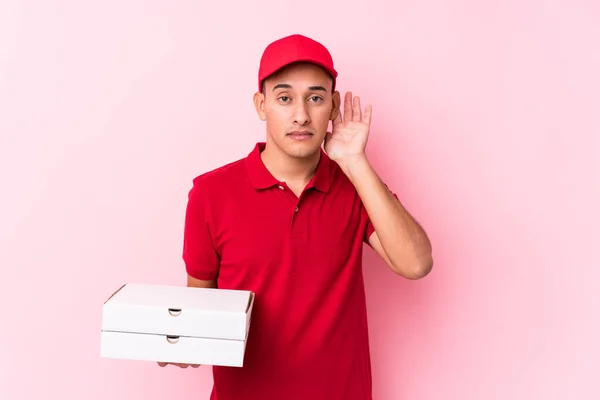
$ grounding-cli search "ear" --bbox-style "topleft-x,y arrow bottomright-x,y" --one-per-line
253,92 -> 266,121
329,90 -> 341,121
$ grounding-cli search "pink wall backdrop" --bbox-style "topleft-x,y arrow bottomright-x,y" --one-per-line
1,0 -> 598,399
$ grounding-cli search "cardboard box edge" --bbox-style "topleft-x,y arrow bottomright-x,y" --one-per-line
103,283 -> 128,305
246,291 -> 255,313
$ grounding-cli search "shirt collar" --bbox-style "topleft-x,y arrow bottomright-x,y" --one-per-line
245,142 -> 333,193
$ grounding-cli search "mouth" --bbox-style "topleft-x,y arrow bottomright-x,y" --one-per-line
287,131 -> 314,140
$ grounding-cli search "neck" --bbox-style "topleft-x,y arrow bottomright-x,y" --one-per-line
260,141 -> 321,184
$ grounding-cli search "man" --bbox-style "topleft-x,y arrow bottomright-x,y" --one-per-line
160,34 -> 433,399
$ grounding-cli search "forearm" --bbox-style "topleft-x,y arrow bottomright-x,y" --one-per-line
340,155 -> 433,277
187,274 -> 218,289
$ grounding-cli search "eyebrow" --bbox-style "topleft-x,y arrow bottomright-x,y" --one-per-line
272,84 -> 328,92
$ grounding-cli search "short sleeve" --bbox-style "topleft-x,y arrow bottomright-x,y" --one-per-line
362,184 -> 399,244
182,178 -> 220,281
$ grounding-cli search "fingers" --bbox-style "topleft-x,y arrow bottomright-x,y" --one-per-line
157,362 -> 201,368
343,91 -> 353,123
341,91 -> 371,125
176,363 -> 201,368
352,95 -> 362,122
363,104 -> 372,126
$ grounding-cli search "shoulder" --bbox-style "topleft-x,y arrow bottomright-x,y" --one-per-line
187,156 -> 248,203
192,157 -> 246,187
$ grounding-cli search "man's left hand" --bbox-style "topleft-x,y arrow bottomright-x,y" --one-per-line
324,91 -> 372,168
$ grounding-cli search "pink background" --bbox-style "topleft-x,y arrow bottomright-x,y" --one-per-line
1,0 -> 599,399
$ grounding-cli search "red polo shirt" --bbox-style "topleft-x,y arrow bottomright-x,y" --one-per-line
183,142 -> 377,400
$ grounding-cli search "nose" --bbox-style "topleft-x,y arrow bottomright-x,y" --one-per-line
293,102 -> 310,126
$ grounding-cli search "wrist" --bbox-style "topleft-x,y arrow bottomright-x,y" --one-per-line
337,153 -> 372,182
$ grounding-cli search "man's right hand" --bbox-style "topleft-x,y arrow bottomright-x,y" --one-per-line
157,362 -> 201,368
156,275 -> 214,370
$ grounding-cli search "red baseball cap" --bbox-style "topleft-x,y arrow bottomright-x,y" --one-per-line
258,34 -> 338,92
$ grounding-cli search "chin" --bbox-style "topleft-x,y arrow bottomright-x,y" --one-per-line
283,141 -> 322,159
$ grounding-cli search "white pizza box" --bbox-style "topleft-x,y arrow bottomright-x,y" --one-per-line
100,283 -> 255,367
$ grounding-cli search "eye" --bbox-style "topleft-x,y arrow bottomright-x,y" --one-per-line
309,96 -> 323,103
278,96 -> 290,103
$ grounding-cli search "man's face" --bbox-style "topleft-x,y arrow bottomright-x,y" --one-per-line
254,62 -> 340,160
